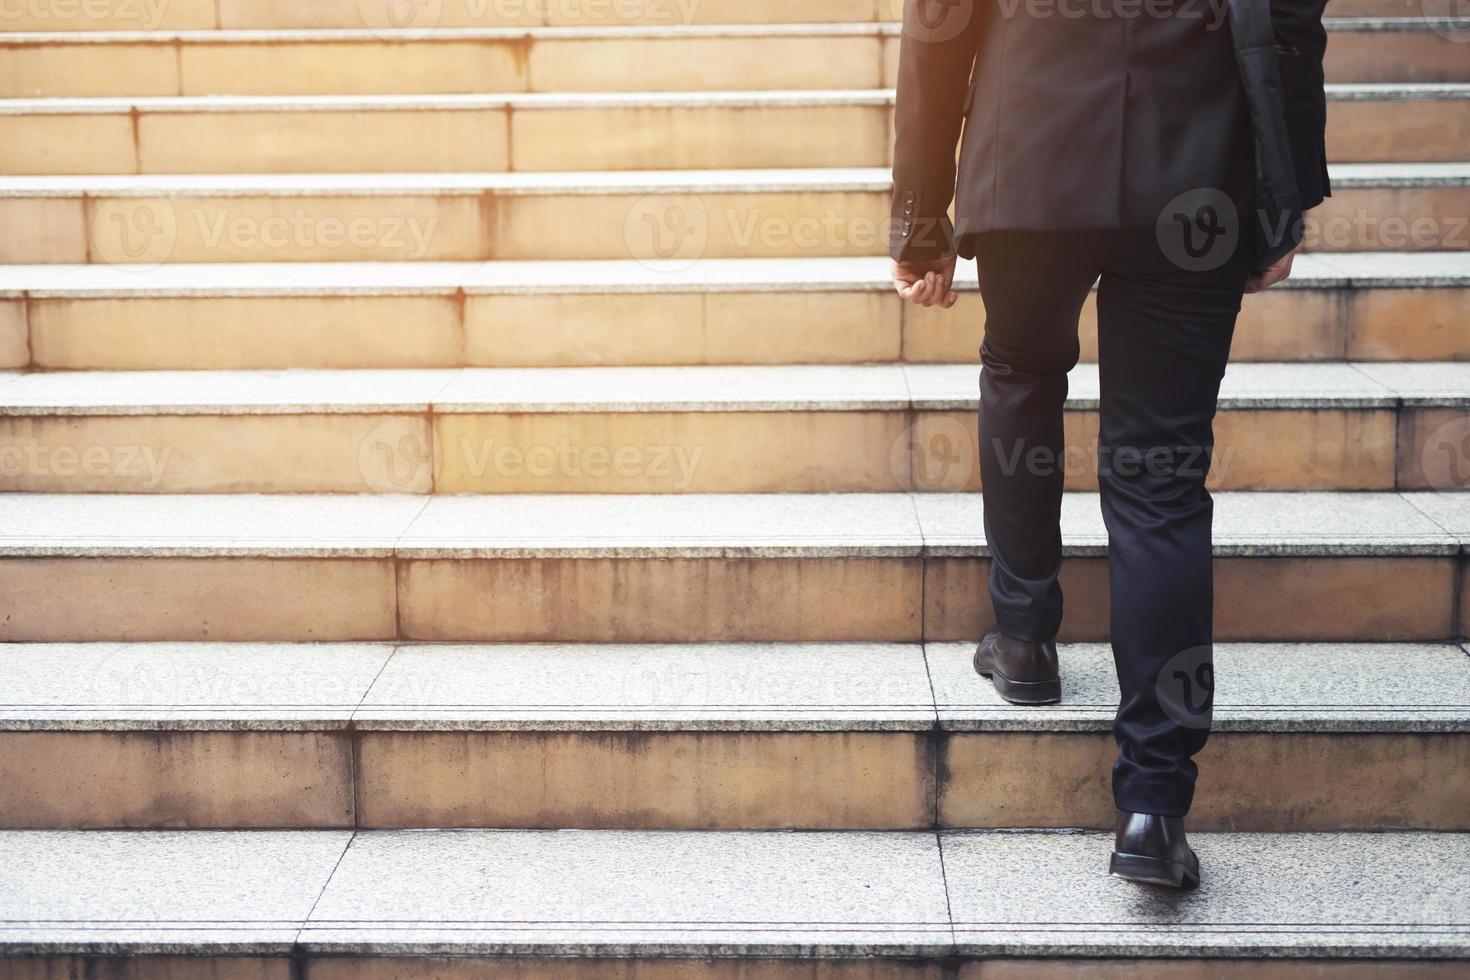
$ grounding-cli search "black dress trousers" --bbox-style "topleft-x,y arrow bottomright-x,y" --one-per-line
970,227 -> 1249,818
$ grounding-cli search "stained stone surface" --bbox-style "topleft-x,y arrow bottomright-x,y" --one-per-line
0,642 -> 394,730
0,830 -> 351,953
943,830 -> 1470,957
926,642 -> 1470,732
355,642 -> 936,730
302,830 -> 952,955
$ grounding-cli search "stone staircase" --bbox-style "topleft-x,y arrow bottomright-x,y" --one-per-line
0,2 -> 1467,977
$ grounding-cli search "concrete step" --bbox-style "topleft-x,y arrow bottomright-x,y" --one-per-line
0,361 -> 1462,493
2,828 -> 1467,973
1320,18 -> 1470,84
1312,163 -> 1470,251
0,24 -> 899,98
2,18 -> 1465,99
1,252 -> 1465,370
0,490 -> 1462,643
3,85 -> 1466,174
4,164 -> 1464,264
1,640 -> 1465,830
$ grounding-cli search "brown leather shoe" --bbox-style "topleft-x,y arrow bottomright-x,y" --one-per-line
973,630 -> 1060,705
1109,811 -> 1200,889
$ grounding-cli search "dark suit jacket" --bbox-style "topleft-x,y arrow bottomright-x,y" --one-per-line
890,0 -> 1331,265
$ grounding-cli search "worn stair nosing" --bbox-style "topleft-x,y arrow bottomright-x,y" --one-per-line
1,83 -> 1465,114
0,640 -> 1465,734
0,16 -> 1454,45
3,829 -> 1468,959
3,162 -> 1465,197
0,491 -> 1461,558
4,251 -> 1469,298
0,361 -> 1440,415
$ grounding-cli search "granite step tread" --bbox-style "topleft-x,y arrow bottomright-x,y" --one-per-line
0,0 -> 1440,31
0,360 -> 1451,414
2,828 -> 1466,957
4,161 -> 1463,196
2,82 -> 1464,113
0,491 -> 1463,558
5,251 -> 1463,297
0,15 -> 1447,43
0,640 -> 1465,733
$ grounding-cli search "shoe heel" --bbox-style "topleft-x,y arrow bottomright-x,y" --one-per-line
991,673 -> 1061,705
1109,851 -> 1199,890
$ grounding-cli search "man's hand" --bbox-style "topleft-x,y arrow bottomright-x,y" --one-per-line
1244,247 -> 1298,294
892,256 -> 959,309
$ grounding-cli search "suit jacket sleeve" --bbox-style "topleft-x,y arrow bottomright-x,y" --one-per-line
1271,0 -> 1331,211
889,0 -> 984,261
